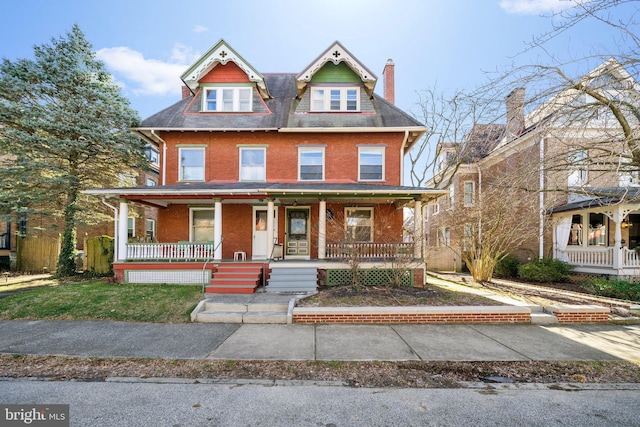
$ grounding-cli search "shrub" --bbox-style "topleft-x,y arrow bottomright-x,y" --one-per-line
493,255 -> 521,278
517,258 -> 573,283
582,279 -> 640,301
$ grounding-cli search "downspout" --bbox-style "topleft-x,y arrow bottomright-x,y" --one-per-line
476,164 -> 482,243
539,137 -> 545,259
101,197 -> 119,262
400,130 -> 409,186
151,130 -> 168,186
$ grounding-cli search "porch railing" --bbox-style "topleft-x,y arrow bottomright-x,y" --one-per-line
126,242 -> 217,261
560,247 -> 614,267
623,248 -> 640,268
325,242 -> 414,259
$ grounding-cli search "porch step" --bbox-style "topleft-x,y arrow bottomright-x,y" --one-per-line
266,266 -> 318,294
205,263 -> 264,294
193,301 -> 289,324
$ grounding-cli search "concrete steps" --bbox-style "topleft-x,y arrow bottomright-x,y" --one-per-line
205,263 -> 264,294
193,300 -> 289,324
266,266 -> 318,293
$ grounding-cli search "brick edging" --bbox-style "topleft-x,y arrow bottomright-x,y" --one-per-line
546,305 -> 610,323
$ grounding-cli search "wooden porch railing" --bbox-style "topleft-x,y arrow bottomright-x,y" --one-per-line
325,242 -> 414,259
623,248 -> 640,268
126,242 -> 217,261
560,247 -> 614,267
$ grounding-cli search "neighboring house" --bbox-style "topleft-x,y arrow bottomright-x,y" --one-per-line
86,39 -> 445,293
425,58 -> 640,279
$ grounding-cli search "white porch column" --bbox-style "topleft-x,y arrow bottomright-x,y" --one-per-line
613,209 -> 624,271
117,199 -> 129,261
214,199 -> 223,260
318,199 -> 327,259
413,199 -> 423,259
266,199 -> 275,258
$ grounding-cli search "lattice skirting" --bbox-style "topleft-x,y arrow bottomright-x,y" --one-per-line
325,268 -> 414,287
125,269 -> 211,284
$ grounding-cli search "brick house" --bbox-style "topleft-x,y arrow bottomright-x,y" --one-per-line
424,58 -> 640,278
87,40 -> 445,293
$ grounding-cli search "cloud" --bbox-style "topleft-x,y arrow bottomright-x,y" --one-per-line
192,24 -> 209,33
96,44 -> 199,96
499,0 -> 573,15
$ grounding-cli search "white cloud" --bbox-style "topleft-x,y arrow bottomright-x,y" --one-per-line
499,0 -> 573,15
96,45 -> 197,96
192,24 -> 209,33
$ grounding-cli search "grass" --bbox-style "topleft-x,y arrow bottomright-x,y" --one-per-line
0,278 -> 203,323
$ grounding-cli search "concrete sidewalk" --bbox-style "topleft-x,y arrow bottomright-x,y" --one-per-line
1,320 -> 639,362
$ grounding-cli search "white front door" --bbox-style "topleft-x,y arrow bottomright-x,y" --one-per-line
252,206 -> 277,259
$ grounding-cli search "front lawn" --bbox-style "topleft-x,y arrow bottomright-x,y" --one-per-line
0,279 -> 203,323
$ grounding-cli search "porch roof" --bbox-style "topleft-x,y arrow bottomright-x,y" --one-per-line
85,181 -> 447,206
548,187 -> 640,214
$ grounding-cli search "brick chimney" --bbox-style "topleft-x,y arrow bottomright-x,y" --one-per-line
383,59 -> 395,104
505,87 -> 525,140
181,85 -> 192,99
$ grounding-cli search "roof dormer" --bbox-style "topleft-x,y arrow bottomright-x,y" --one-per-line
180,39 -> 270,99
295,41 -> 377,99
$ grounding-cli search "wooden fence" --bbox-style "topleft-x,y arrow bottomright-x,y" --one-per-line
16,236 -> 60,273
84,236 -> 114,274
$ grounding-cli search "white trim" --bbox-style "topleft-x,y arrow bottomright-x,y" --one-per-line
178,147 -> 205,182
358,146 -> 385,182
189,207 -> 215,242
202,86 -> 253,112
238,146 -> 266,182
310,86 -> 360,112
463,181 -> 475,207
345,207 -> 375,242
298,147 -> 325,181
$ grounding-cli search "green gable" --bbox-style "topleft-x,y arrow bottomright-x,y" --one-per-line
310,62 -> 361,83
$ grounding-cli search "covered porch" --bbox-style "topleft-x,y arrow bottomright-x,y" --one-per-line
551,193 -> 640,278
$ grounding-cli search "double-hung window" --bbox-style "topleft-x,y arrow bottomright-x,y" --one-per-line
203,87 -> 252,112
345,208 -> 374,242
568,150 -> 588,187
358,147 -> 384,181
463,181 -> 475,206
179,147 -> 205,181
190,208 -> 214,242
311,86 -> 360,111
298,147 -> 325,181
239,147 -> 266,181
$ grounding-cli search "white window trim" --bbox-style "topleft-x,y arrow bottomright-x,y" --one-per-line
448,186 -> 454,209
463,181 -> 475,207
178,146 -> 205,182
238,146 -> 266,182
189,207 -> 215,242
145,218 -> 156,241
358,146 -> 385,182
344,207 -> 375,242
202,86 -> 253,112
127,217 -> 135,238
298,147 -> 325,181
310,86 -> 360,112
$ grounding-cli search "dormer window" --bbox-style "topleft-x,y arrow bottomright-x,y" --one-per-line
311,86 -> 360,112
203,86 -> 252,112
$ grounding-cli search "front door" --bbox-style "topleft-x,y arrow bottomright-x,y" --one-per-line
252,206 -> 277,260
286,207 -> 310,259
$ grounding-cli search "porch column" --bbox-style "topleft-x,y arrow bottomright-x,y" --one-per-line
117,199 -> 129,261
613,209 -> 624,271
267,199 -> 275,259
413,199 -> 423,259
318,199 -> 327,259
214,199 -> 223,260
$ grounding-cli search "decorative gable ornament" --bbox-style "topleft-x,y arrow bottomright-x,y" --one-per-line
181,39 -> 270,99
295,41 -> 378,98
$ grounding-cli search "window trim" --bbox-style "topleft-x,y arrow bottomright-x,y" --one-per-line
145,218 -> 156,242
238,146 -> 266,182
344,207 -> 374,242
298,147 -> 325,181
202,86 -> 253,112
310,86 -> 360,112
189,207 -> 215,243
358,147 -> 385,182
178,147 -> 206,182
127,217 -> 135,239
463,181 -> 475,207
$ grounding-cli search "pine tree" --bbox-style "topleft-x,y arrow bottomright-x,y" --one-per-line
0,25 -> 146,276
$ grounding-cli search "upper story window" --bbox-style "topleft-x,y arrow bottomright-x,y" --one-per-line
239,147 -> 266,181
203,87 -> 252,112
358,147 -> 384,181
299,147 -> 325,181
144,146 -> 160,168
463,181 -> 475,206
179,147 -> 205,181
568,150 -> 588,187
311,86 -> 360,112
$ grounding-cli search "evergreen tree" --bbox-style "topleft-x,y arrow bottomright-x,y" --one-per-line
0,25 -> 146,276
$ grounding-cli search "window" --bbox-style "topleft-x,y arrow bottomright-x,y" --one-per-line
437,227 -> 450,247
146,177 -> 156,186
588,213 -> 606,246
190,208 -> 214,242
448,186 -> 454,208
144,146 -> 159,167
299,148 -> 325,181
463,224 -> 475,251
239,147 -> 266,181
433,202 -> 440,215
145,219 -> 156,242
345,208 -> 374,242
127,217 -> 135,239
463,181 -> 475,206
203,87 -> 252,112
310,86 -> 360,111
179,147 -> 205,181
359,147 -> 384,181
568,214 -> 583,246
568,150 -> 588,187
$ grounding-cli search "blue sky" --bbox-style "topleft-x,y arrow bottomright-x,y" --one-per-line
0,0 -> 630,120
